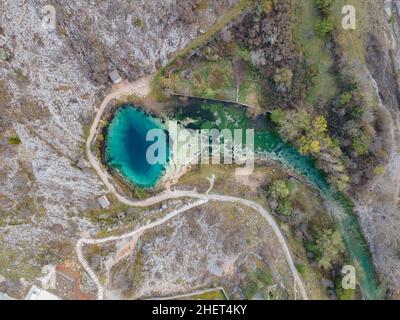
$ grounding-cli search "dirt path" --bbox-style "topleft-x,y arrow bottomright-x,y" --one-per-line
77,199 -> 209,300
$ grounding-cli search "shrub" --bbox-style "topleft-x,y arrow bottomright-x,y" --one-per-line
0,48 -> 11,62
339,92 -> 352,106
270,108 -> 285,125
243,280 -> 258,299
268,180 -> 293,216
335,278 -> 356,300
261,0 -> 274,14
269,179 -> 290,199
352,133 -> 371,156
274,67 -> 293,89
373,165 -> 385,176
315,229 -> 344,270
296,263 -> 307,276
276,199 -> 293,216
8,135 -> 21,145
134,18 -> 143,28
314,0 -> 333,16
315,17 -> 334,38
242,266 -> 272,299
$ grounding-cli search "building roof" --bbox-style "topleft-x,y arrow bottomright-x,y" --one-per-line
76,158 -> 87,170
25,285 -> 61,300
97,195 -> 111,209
109,70 -> 122,84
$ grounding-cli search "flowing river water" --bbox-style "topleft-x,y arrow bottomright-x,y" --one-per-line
105,99 -> 384,299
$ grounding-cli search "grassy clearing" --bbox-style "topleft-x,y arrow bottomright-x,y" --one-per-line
0,243 -> 41,281
171,51 -> 262,107
172,59 -> 236,100
238,80 -> 262,107
292,0 -> 339,107
331,0 -> 368,64
150,0 -> 250,100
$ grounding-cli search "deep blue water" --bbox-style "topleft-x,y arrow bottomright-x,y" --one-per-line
105,105 -> 169,188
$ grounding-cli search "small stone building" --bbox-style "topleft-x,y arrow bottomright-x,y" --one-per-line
76,158 -> 87,170
97,195 -> 111,209
109,70 -> 123,84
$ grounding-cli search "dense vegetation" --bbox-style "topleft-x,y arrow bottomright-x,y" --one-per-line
152,0 -> 376,299
242,266 -> 273,299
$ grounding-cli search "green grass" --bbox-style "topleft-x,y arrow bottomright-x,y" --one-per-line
182,289 -> 227,300
238,80 -> 262,107
171,46 -> 262,107
292,0 -> 339,107
173,59 -> 236,100
0,245 -> 41,281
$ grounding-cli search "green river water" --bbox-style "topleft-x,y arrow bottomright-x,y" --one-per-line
174,98 -> 384,300
105,98 -> 384,299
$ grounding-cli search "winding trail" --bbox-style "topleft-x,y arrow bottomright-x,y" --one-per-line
80,76 -> 308,300
77,199 -> 208,300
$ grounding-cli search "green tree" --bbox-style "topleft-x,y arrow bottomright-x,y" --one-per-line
262,0 -> 274,13
274,67 -> 293,89
350,106 -> 363,120
339,92 -> 352,106
270,108 -> 285,125
315,229 -> 344,270
313,115 -> 328,134
298,136 -> 321,154
268,179 -> 290,199
242,266 -> 272,299
314,0 -> 333,15
352,132 -> 371,156
276,199 -> 293,216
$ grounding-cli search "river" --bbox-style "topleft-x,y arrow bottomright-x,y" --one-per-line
105,98 -> 384,299
174,98 -> 384,300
